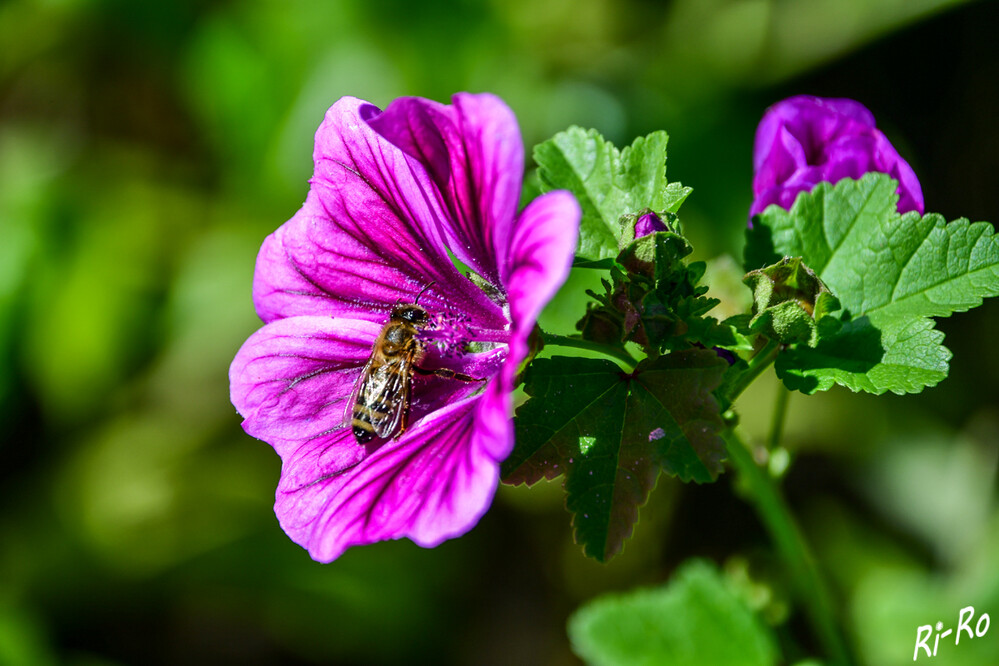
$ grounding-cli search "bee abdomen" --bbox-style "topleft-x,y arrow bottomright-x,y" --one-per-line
352,403 -> 389,443
352,423 -> 375,443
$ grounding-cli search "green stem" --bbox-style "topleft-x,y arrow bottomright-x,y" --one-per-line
767,385 -> 790,451
540,332 -> 639,368
724,430 -> 853,666
723,338 -> 780,404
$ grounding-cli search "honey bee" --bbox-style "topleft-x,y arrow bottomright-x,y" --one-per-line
349,284 -> 477,444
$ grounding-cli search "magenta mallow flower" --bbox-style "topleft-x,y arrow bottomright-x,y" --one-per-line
750,95 -> 924,220
229,93 -> 580,562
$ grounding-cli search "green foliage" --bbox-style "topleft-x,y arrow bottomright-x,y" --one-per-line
746,174 -> 999,394
520,128 -> 750,561
533,127 -> 691,262
503,353 -> 727,561
568,559 -> 780,666
577,219 -> 749,355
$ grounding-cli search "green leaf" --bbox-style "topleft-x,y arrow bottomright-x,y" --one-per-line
776,316 -> 950,394
569,559 -> 781,666
746,174 -> 999,394
534,127 -> 690,261
663,180 -> 693,213
503,353 -> 727,561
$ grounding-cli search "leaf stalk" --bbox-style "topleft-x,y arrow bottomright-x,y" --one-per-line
540,332 -> 639,368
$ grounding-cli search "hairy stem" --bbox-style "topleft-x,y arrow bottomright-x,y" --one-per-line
724,430 -> 853,666
540,332 -> 639,368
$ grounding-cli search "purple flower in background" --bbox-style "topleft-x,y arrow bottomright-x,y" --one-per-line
229,93 -> 580,562
750,95 -> 924,221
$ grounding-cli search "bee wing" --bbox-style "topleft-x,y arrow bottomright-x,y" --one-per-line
367,355 -> 413,439
343,354 -> 376,429
349,350 -> 415,440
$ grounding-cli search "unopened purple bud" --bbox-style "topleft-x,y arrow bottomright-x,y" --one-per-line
635,211 -> 668,238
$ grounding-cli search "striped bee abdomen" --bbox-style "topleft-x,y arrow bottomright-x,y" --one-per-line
351,397 -> 392,443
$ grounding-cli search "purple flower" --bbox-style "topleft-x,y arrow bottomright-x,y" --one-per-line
229,93 -> 580,562
750,95 -> 924,221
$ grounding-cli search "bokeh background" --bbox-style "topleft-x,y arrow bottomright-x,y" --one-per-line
1,0 -> 997,664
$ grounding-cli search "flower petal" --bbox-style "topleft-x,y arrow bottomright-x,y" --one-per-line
871,132 -> 925,214
367,93 -> 523,287
229,316 -> 379,463
449,189 -> 579,462
753,96 -> 875,188
252,96 -> 505,328
471,369 -> 516,461
504,190 -> 580,342
275,394 -> 503,562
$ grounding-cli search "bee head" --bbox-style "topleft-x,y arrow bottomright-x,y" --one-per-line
391,303 -> 430,326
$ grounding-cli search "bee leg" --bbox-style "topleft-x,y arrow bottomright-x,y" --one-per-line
397,394 -> 411,438
413,366 -> 483,382
392,385 -> 416,440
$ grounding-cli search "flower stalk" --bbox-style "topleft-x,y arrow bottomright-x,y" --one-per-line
719,337 -> 851,663
767,386 -> 790,451
724,428 -> 854,666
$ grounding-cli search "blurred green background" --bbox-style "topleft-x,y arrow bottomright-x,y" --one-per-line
1,0 -> 997,664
